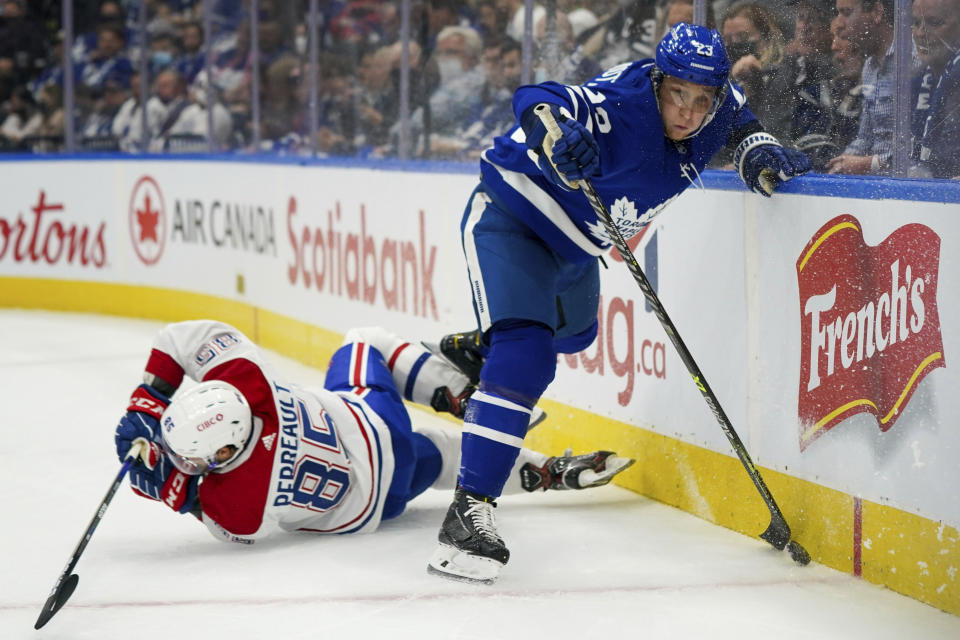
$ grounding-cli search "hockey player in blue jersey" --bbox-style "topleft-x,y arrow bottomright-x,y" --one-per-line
426,22 -> 811,584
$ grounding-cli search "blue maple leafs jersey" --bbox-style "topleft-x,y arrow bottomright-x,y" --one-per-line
479,60 -> 757,263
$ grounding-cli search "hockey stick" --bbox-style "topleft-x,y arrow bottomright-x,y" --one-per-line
34,441 -> 145,629
534,105 -> 810,566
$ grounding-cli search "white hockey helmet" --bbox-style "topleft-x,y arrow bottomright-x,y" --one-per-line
160,380 -> 252,475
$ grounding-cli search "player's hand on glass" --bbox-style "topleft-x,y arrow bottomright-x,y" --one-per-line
115,383 -> 169,467
740,139 -> 811,197
522,103 -> 600,190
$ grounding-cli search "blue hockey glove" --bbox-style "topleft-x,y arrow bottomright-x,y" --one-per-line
521,103 -> 600,190
128,452 -> 200,514
115,383 -> 169,465
735,132 -> 811,197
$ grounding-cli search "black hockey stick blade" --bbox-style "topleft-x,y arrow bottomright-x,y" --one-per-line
34,449 -> 139,629
34,573 -> 79,630
759,517 -> 791,551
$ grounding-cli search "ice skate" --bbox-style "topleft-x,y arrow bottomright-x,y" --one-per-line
427,488 -> 509,584
424,329 -> 486,385
520,450 -> 635,492
429,385 -> 474,419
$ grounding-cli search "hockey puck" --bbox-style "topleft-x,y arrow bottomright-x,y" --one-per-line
786,540 -> 811,566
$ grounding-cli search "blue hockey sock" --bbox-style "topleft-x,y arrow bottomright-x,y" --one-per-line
457,321 -> 556,498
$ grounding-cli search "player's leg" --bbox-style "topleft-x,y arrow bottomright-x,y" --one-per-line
325,338 -> 448,520
428,188 -> 566,583
342,326 -> 474,417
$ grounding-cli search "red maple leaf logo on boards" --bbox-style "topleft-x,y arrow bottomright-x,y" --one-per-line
796,214 -> 945,450
128,175 -> 166,266
137,194 -> 160,242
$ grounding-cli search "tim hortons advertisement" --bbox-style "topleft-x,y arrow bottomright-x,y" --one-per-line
796,214 -> 945,451
0,188 -> 107,271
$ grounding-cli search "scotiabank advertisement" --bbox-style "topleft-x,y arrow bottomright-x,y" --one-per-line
0,160 -> 957,525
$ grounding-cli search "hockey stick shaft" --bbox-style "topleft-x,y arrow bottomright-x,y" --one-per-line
35,442 -> 143,629
534,105 -> 793,550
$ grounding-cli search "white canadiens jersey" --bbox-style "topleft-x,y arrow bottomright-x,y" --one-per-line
145,320 -> 396,543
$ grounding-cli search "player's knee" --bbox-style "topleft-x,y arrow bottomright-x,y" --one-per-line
480,321 -> 556,406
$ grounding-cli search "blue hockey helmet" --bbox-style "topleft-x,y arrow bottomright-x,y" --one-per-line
655,22 -> 730,87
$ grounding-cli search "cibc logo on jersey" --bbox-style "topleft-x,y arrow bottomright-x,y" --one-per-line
128,175 -> 276,265
796,214 -> 945,450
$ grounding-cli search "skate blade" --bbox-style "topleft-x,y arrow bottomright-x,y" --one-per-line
578,457 -> 636,487
427,544 -> 502,585
527,406 -> 547,431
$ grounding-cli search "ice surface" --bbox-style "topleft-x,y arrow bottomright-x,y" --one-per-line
1,310 -> 958,639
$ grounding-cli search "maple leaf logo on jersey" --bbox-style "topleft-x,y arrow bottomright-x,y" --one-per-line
585,195 -> 678,245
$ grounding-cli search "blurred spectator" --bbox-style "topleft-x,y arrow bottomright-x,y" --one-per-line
176,21 -> 206,83
29,30 -> 72,102
260,54 -> 301,147
329,0 -> 400,52
912,0 -> 960,178
73,1 -> 128,65
722,4 -> 790,136
257,19 -> 293,69
825,13 -> 865,155
475,0 -> 511,41
0,85 -> 41,147
782,2 -> 836,165
655,0 -> 715,40
33,83 -> 65,140
534,10 -> 602,84
294,22 -> 309,57
79,23 -> 134,93
149,25 -> 183,76
566,2 -> 600,40
113,71 -> 159,151
407,24 -> 486,156
457,37 -> 524,158
356,44 -> 406,153
424,0 -> 470,45
0,0 -> 48,102
212,19 -> 250,95
785,0 -> 832,56
825,0 -> 910,175
578,1 -> 659,70
165,71 -> 234,149
148,68 -> 190,150
113,68 -> 186,152
718,1 -> 832,160
80,77 -> 128,140
298,53 -> 358,155
221,17 -> 291,122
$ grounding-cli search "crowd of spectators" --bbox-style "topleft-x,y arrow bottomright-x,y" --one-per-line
0,0 -> 957,178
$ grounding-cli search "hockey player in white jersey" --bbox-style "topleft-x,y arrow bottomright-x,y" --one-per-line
113,320 -> 633,550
